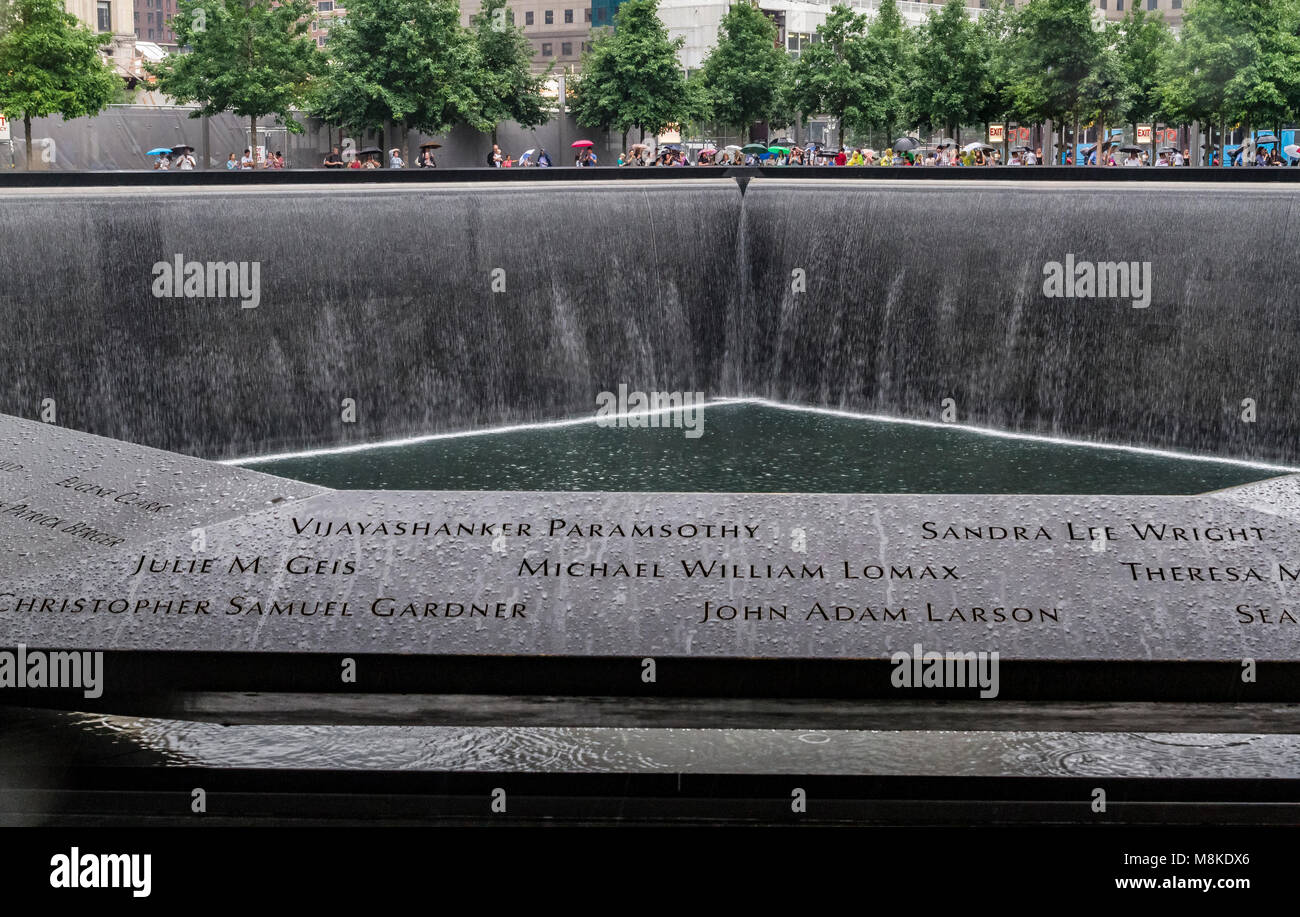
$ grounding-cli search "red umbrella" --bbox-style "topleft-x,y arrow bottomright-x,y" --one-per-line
571,140 -> 594,148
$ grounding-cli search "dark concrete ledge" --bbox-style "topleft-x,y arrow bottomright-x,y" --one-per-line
1,653 -> 1297,703
1,165 -> 1298,188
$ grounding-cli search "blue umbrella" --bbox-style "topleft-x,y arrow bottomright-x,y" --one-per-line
146,148 -> 172,155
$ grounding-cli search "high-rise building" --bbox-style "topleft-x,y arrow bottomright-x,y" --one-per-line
460,1 -> 594,74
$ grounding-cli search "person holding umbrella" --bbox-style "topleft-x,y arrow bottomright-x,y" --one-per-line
171,145 -> 196,170
417,142 -> 438,168
571,139 -> 596,166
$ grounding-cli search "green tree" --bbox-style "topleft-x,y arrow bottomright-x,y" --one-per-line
471,0 -> 550,144
572,0 -> 691,148
1005,0 -> 1101,136
312,0 -> 480,154
0,0 -> 120,167
909,0 -> 983,139
974,0 -> 1018,136
150,0 -> 322,168
1082,36 -> 1129,158
1114,5 -> 1172,156
785,4 -> 873,145
699,1 -> 788,141
863,0 -> 914,141
1160,0 -> 1300,163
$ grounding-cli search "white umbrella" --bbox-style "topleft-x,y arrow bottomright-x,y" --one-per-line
724,144 -> 742,152
1285,144 -> 1300,160
963,141 -> 995,153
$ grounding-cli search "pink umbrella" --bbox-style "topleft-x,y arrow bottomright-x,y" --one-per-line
571,140 -> 594,148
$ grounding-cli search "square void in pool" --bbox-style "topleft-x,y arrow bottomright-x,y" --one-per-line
240,402 -> 1288,495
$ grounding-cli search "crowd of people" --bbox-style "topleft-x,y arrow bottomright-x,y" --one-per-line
288,137 -> 1298,169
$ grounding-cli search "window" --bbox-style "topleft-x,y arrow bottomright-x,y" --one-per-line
565,8 -> 574,22
545,10 -> 553,24
584,8 -> 592,21
97,0 -> 112,32
525,11 -> 533,24
1099,0 -> 1106,7
1172,0 -> 1181,6
1116,0 -> 1123,9
317,0 -> 333,10
581,41 -> 590,52
542,42 -> 553,56
1147,0 -> 1156,8
561,41 -> 572,55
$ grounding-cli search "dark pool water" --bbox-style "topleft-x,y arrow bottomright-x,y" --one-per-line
243,402 -> 1285,494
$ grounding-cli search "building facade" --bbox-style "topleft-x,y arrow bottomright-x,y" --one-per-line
309,0 -> 346,49
460,1 -> 595,73
65,0 -> 135,75
133,0 -> 179,49
1090,0 -> 1184,28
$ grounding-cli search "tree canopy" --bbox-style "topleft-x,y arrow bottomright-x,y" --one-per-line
572,0 -> 693,146
150,0 -> 323,163
0,0 -> 121,165
698,1 -> 788,139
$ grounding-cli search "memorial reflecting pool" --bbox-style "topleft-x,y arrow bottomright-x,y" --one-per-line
243,402 -> 1285,494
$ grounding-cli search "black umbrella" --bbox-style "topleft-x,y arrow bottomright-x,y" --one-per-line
170,144 -> 193,154
1156,147 -> 1178,154
359,146 -> 382,155
419,141 -> 442,149
1009,146 -> 1033,154
935,138 -> 957,149
893,137 -> 920,152
1117,145 -> 1143,155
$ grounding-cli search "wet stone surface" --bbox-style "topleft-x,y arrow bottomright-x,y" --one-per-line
2,414 -> 1299,663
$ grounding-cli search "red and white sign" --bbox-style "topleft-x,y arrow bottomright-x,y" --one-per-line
0,115 -> 9,142
1019,127 -> 1031,143
1136,124 -> 1152,144
1163,128 -> 1179,144
988,124 -> 1005,143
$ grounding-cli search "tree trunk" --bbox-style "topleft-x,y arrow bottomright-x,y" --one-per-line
491,125 -> 498,146
621,128 -> 628,152
23,114 -> 32,170
250,115 -> 258,169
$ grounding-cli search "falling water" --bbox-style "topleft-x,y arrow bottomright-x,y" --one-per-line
2,178 -> 1297,463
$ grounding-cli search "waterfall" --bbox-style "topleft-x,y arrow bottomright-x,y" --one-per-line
2,178 -> 1296,463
